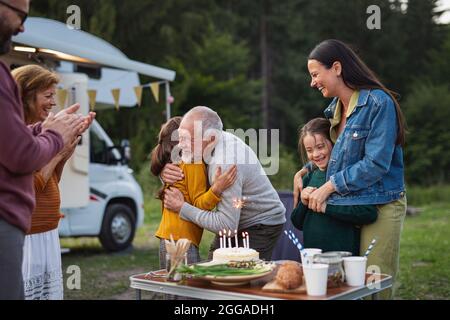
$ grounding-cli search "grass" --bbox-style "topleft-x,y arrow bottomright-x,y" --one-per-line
396,203 -> 450,299
60,189 -> 450,300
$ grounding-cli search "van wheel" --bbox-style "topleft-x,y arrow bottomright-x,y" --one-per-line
99,203 -> 136,252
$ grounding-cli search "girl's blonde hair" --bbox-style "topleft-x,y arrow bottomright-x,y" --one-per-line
298,118 -> 332,165
11,64 -> 59,124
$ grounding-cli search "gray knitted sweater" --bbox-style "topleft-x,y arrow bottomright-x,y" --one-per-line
180,131 -> 286,234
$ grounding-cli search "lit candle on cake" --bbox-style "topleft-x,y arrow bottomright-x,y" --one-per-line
242,232 -> 246,248
222,229 -> 227,248
234,230 -> 238,248
223,228 -> 227,248
244,232 -> 249,248
219,230 -> 223,248
246,232 -> 250,248
228,230 -> 232,248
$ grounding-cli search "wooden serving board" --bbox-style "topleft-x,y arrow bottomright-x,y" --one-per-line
262,279 -> 307,294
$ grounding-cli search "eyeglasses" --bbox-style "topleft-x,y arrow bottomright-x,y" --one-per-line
0,0 -> 28,25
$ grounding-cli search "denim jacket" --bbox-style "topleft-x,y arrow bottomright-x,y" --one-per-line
324,89 -> 405,205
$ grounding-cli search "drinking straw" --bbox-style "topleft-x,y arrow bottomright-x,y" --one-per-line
364,237 -> 378,257
284,230 -> 304,252
288,230 -> 304,251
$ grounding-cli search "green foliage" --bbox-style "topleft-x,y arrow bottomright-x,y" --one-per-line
406,185 -> 450,207
267,146 -> 299,191
168,29 -> 262,130
403,84 -> 450,185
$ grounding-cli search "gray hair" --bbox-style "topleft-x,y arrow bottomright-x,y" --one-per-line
184,106 -> 223,133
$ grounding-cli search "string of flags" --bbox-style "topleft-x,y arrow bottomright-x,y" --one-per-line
56,81 -> 173,111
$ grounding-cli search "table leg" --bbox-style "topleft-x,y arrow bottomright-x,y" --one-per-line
136,289 -> 142,300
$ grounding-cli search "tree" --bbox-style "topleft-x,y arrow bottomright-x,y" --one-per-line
403,84 -> 450,184
168,29 -> 261,130
403,26 -> 450,185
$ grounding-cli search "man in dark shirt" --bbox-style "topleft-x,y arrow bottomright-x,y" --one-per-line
0,0 -> 95,299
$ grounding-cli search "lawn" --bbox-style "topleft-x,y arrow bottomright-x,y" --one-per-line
396,202 -> 450,299
60,189 -> 450,300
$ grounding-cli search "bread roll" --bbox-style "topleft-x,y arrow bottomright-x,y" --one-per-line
275,261 -> 303,289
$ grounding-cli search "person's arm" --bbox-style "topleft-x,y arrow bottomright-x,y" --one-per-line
34,136 -> 80,189
34,172 -> 48,194
29,122 -> 43,136
180,163 -> 221,211
293,166 -> 310,207
54,136 -> 81,182
179,164 -> 243,233
323,204 -> 378,225
191,165 -> 237,210
34,156 -> 64,192
291,202 -> 308,231
161,163 -> 184,185
291,174 -> 313,230
330,96 -> 398,195
54,159 -> 67,183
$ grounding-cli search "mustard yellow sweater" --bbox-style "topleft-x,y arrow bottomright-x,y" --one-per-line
155,162 -> 221,247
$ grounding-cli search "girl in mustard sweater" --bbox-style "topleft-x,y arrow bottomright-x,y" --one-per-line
150,117 -> 237,268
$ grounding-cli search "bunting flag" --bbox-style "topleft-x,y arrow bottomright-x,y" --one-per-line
133,86 -> 143,107
87,89 -> 97,111
111,88 -> 121,110
150,82 -> 160,103
56,88 -> 68,108
54,85 -> 167,110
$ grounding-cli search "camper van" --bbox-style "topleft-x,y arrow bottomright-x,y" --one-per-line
54,72 -> 145,252
7,17 -> 176,251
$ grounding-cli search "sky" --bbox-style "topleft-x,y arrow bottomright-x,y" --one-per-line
437,0 -> 450,24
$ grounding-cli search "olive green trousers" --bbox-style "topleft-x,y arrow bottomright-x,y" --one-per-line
360,195 -> 407,299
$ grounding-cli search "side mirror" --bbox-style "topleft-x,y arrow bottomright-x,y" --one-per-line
106,146 -> 123,165
121,139 -> 131,164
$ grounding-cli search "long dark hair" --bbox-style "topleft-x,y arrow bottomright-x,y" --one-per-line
309,39 -> 406,146
298,118 -> 332,166
150,116 -> 182,199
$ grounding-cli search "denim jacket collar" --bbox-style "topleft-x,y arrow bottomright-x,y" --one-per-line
356,89 -> 370,107
324,89 -> 371,119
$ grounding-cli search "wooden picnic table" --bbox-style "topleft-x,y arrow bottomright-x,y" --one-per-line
129,267 -> 392,300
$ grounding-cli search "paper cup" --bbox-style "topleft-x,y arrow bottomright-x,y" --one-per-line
303,263 -> 329,296
300,248 -> 322,265
343,256 -> 367,286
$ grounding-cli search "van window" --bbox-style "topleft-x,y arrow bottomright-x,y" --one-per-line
90,130 -> 108,164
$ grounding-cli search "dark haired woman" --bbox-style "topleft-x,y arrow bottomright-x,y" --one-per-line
150,117 -> 237,269
294,39 -> 406,298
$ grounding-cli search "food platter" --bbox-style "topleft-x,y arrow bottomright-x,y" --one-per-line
200,269 -> 273,286
185,261 -> 275,286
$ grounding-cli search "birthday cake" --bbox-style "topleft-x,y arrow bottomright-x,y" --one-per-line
212,247 -> 259,263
